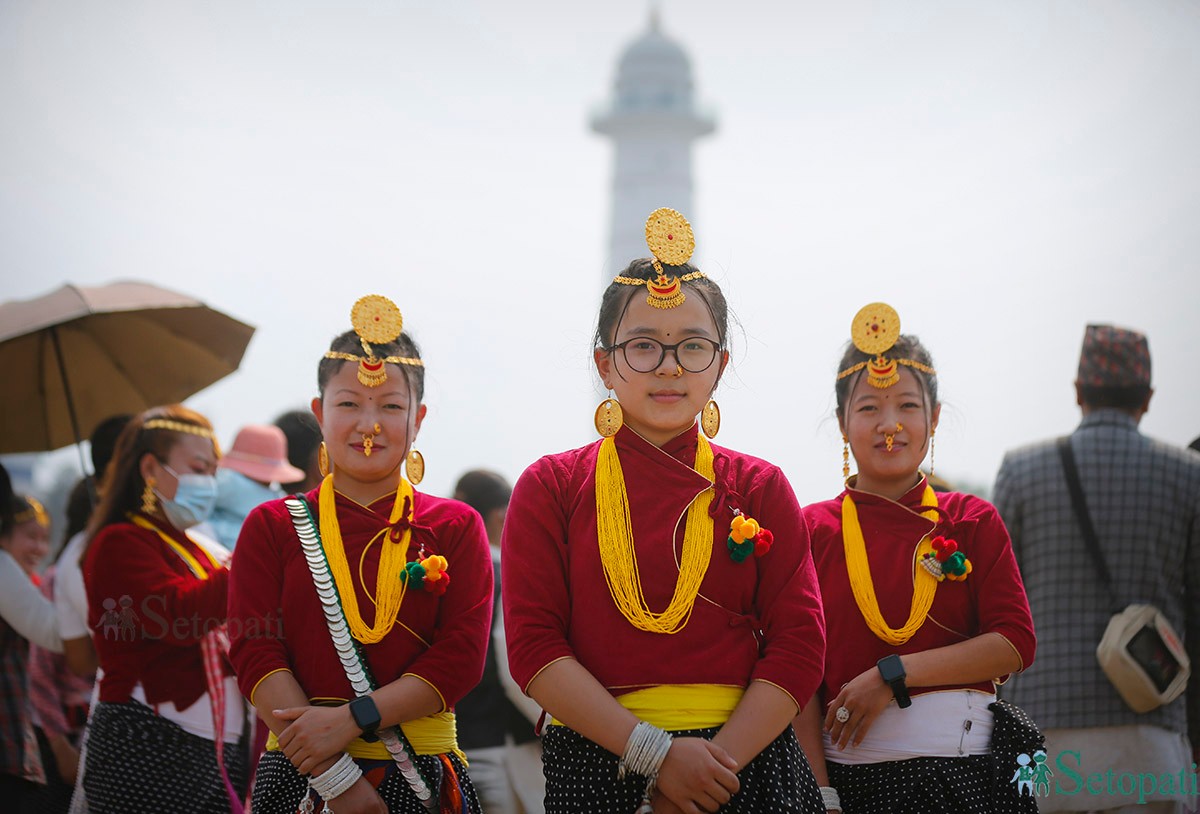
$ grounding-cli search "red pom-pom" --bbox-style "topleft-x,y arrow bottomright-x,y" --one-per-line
428,571 -> 450,595
754,529 -> 774,557
932,536 -> 957,561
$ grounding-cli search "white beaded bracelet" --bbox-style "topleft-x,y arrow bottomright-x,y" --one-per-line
820,785 -> 842,812
309,752 -> 362,801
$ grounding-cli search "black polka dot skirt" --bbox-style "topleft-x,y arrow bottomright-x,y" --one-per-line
542,725 -> 825,813
828,755 -> 1039,814
252,749 -> 481,814
82,700 -> 249,814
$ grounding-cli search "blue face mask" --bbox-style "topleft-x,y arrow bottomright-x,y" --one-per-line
157,465 -> 218,530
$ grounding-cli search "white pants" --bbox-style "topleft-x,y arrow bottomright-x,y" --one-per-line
466,737 -> 545,814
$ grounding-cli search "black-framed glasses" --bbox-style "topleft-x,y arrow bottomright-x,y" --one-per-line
606,336 -> 721,373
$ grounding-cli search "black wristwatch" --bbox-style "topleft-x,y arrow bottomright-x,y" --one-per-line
348,696 -> 382,742
877,655 -> 912,709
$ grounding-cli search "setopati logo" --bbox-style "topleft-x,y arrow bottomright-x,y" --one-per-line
1011,750 -> 1200,807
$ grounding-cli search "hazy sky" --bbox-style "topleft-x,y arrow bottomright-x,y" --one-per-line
2,0 -> 1198,507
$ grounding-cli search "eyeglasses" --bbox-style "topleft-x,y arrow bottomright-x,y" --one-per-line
606,336 -> 722,373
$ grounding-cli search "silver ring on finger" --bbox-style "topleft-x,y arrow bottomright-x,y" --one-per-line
835,706 -> 851,723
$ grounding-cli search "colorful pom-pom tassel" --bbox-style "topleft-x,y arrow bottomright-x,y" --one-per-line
399,556 -> 451,593
728,513 -> 772,563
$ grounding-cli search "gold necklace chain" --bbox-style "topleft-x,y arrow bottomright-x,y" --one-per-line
318,475 -> 413,644
842,485 -> 940,645
595,434 -> 715,634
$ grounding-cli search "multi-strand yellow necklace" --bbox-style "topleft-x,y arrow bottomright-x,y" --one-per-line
842,484 -> 940,645
595,433 -> 715,635
319,475 -> 414,644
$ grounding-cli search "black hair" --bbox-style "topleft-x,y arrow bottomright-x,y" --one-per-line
453,469 -> 512,518
317,330 -> 425,403
0,462 -> 13,537
593,258 -> 730,350
273,409 -> 323,490
834,334 -> 939,421
1078,384 -> 1151,412
90,414 -> 134,477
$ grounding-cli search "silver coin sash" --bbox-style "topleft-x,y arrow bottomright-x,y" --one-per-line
285,497 -> 436,809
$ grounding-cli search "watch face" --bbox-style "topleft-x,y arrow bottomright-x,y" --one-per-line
350,697 -> 381,731
878,655 -> 905,683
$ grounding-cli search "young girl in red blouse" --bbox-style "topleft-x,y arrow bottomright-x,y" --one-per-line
228,295 -> 492,814
796,303 -> 1038,814
503,209 -> 827,814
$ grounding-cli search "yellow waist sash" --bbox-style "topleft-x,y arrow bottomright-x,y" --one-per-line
267,710 -> 463,763
552,684 -> 744,732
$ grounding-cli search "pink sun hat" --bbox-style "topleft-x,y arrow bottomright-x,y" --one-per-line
219,424 -> 305,484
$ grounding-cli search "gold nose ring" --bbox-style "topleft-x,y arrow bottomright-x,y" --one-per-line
896,423 -> 903,432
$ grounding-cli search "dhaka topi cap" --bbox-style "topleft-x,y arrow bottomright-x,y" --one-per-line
1077,324 -> 1151,388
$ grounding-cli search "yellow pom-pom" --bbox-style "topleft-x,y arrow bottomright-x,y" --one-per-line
421,555 -> 447,576
742,518 -> 760,538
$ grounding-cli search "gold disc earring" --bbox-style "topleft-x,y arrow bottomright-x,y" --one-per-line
406,448 -> 425,485
141,477 -> 157,514
842,435 -> 851,480
701,399 -> 721,439
594,397 -> 623,438
318,442 -> 331,477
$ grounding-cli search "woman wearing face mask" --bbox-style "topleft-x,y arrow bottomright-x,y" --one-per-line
503,210 -> 827,814
81,405 -> 247,813
228,295 -> 492,814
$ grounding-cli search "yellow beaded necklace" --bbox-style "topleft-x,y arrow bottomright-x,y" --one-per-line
318,474 -> 413,644
595,433 -> 715,634
842,484 -> 940,645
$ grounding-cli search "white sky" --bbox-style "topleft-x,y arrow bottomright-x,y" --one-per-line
2,0 -> 1198,507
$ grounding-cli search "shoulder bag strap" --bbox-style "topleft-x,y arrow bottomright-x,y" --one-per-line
1056,437 -> 1120,613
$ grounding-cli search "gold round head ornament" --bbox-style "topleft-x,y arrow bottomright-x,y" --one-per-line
324,294 -> 424,387
613,208 -> 706,310
837,302 -> 936,389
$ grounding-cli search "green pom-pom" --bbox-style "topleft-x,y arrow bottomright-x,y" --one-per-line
729,540 -> 755,563
401,561 -> 427,585
944,551 -> 966,576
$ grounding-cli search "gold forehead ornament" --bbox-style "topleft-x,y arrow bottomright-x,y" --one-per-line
324,295 -> 424,387
837,302 -> 936,388
613,208 -> 706,310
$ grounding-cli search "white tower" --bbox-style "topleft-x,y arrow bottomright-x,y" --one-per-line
592,10 -> 716,279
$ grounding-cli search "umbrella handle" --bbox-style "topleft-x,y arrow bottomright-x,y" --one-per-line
49,327 -> 94,492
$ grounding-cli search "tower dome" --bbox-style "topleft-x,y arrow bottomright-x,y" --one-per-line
611,18 -> 694,114
591,11 -> 716,279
